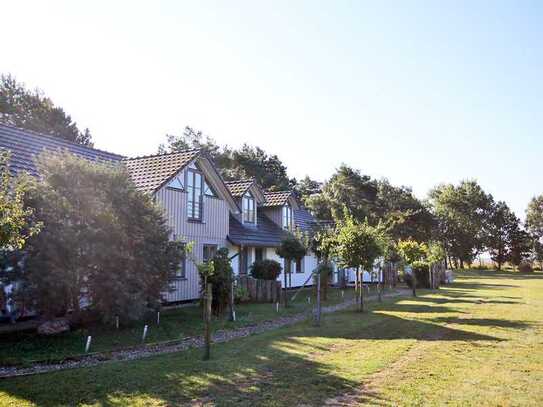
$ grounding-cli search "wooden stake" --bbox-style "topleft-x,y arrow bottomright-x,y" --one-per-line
142,325 -> 148,342
203,282 -> 213,360
157,312 -> 160,325
85,336 -> 92,353
115,316 -> 119,330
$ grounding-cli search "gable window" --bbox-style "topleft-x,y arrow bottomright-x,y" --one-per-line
242,192 -> 256,223
282,205 -> 292,230
187,169 -> 203,220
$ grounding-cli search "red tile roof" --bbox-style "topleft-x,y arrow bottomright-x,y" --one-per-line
123,149 -> 200,193
225,179 -> 254,197
262,191 -> 293,207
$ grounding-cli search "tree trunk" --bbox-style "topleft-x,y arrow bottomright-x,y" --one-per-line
203,281 -> 213,361
354,269 -> 359,305
283,261 -> 289,308
358,267 -> 364,312
411,270 -> 417,297
315,270 -> 321,326
229,274 -> 236,321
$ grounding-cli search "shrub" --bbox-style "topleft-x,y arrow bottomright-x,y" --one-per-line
250,259 -> 282,280
313,262 -> 333,300
519,262 -> 533,273
403,264 -> 431,288
205,248 -> 233,316
234,286 -> 250,304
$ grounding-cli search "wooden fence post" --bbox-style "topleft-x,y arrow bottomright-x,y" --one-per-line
203,281 -> 213,360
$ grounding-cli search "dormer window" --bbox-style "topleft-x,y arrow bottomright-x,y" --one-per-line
282,205 -> 292,230
187,168 -> 203,220
242,192 -> 256,223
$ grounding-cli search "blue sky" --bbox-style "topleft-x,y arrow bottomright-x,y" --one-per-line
2,1 -> 541,218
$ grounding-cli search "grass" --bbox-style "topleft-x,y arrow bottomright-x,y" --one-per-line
0,270 -> 542,406
0,286 -> 358,366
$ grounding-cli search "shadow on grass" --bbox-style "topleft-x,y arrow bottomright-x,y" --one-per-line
0,295 -> 507,407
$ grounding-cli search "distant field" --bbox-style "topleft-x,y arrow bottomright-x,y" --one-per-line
0,270 -> 542,406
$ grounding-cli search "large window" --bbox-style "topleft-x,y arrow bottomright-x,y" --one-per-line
187,169 -> 203,220
282,205 -> 292,230
242,192 -> 256,223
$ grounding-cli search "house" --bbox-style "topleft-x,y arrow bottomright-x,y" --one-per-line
225,180 -> 321,288
0,123 -> 325,305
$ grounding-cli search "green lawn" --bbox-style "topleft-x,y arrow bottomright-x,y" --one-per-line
0,286 -> 357,366
1,271 -> 542,406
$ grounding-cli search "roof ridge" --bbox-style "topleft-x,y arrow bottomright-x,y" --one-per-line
0,122 -> 124,158
123,148 -> 201,161
225,178 -> 255,184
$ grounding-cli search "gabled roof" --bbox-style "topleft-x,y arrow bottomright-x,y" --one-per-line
0,123 -> 123,176
123,149 -> 200,193
225,179 -> 255,197
263,190 -> 299,209
228,212 -> 289,247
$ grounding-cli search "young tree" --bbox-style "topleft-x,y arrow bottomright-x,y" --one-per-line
397,239 -> 428,297
197,261 -> 215,361
206,248 -> 233,316
276,235 -> 307,307
509,228 -> 532,270
0,152 -> 40,250
333,215 -> 384,312
20,152 -> 184,322
0,74 -> 92,145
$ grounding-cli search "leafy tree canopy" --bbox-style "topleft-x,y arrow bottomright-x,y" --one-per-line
0,74 -> 92,145
526,195 -> 543,239
485,201 -> 521,270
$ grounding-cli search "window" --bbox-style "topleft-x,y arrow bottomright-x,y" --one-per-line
187,169 -> 203,220
203,244 -> 218,263
294,258 -> 304,273
255,248 -> 264,262
242,192 -> 256,223
282,205 -> 292,230
176,244 -> 187,278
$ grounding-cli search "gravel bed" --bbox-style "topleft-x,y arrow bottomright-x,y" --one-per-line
0,290 -> 404,379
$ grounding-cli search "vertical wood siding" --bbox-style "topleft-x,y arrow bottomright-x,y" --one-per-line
262,208 -> 282,228
155,181 -> 230,302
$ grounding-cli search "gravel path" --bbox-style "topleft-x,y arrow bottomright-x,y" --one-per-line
0,290 -> 406,379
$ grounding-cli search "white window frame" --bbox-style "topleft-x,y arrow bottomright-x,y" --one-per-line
282,205 -> 292,230
242,192 -> 256,224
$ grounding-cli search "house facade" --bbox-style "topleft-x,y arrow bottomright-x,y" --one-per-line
0,123 -> 325,305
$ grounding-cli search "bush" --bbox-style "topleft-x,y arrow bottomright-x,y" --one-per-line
234,286 -> 250,304
519,262 -> 533,273
250,259 -> 282,280
313,262 -> 333,300
403,264 -> 431,289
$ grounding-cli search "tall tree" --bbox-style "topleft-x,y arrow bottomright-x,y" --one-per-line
19,152 -> 183,322
0,74 -> 92,145
428,180 -> 493,268
292,175 -> 322,206
305,164 -> 378,222
486,201 -> 520,270
526,195 -> 543,239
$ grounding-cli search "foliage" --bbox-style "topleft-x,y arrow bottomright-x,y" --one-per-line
250,259 -> 282,280
426,241 -> 446,265
332,214 -> 384,271
158,126 -> 292,190
292,175 -> 322,206
397,239 -> 428,267
429,180 -> 494,267
276,235 -> 307,263
0,74 -> 92,145
0,152 -> 40,251
526,195 -> 543,238
485,201 -> 521,270
305,164 -> 378,222
234,285 -> 250,304
19,152 -> 184,322
204,248 -> 233,316
509,228 -> 532,268
313,262 -> 333,300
